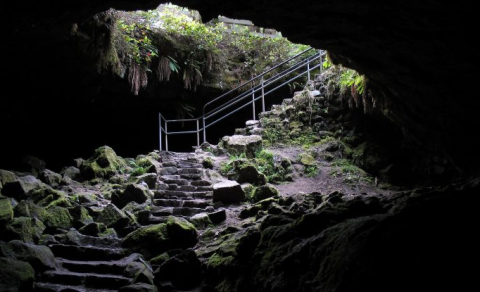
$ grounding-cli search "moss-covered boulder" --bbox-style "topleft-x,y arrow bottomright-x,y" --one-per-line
228,160 -> 267,186
122,216 -> 197,258
69,205 -> 94,227
252,184 -> 279,203
4,217 -> 45,243
44,206 -> 73,230
80,146 -> 127,179
1,175 -> 42,201
221,135 -> 263,158
112,183 -> 150,209
0,257 -> 35,292
154,249 -> 202,290
0,169 -> 16,191
298,152 -> 317,166
190,213 -> 213,229
166,216 -> 198,249
40,169 -> 62,187
30,187 -> 71,208
96,203 -> 130,229
0,196 -> 13,226
13,201 -> 48,222
122,223 -> 170,257
8,240 -> 55,272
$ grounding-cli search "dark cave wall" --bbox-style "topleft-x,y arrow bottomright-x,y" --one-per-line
3,0 -> 479,176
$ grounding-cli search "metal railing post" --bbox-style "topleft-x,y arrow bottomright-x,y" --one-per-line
165,122 -> 169,152
196,119 -> 200,147
251,87 -> 256,120
319,50 -> 323,74
261,76 -> 265,113
202,116 -> 206,143
307,60 -> 311,81
159,113 -> 162,151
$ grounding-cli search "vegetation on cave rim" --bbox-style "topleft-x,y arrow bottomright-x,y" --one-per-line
98,4 -> 312,96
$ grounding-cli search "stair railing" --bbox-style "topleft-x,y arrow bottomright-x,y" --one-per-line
159,48 -> 325,151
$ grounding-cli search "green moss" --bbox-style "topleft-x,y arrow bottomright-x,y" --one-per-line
0,258 -> 35,291
0,196 -> 13,226
202,157 -> 214,169
252,184 -> 279,203
298,152 -> 316,166
80,146 -> 127,179
44,206 -> 73,230
207,253 -> 235,269
5,217 -> 42,243
122,223 -> 168,248
150,252 -> 170,266
99,228 -> 118,238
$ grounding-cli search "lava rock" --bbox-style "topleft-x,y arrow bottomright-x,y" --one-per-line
213,180 -> 246,204
96,204 -> 129,229
0,257 -> 35,292
40,169 -> 62,187
112,184 -> 150,209
8,240 -> 55,272
252,184 -> 279,203
221,135 -> 263,158
0,196 -> 13,226
1,175 -> 42,201
80,146 -> 127,179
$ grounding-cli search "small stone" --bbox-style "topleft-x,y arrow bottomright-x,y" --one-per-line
208,209 -> 227,224
190,213 -> 213,229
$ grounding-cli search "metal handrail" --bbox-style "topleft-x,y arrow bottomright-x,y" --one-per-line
159,48 -> 324,151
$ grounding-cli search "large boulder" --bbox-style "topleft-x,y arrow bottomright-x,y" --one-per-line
228,159 -> 267,186
0,196 -> 13,226
154,249 -> 202,290
0,257 -> 35,292
122,216 -> 197,258
252,184 -> 279,203
96,204 -> 130,229
80,146 -> 127,179
213,180 -> 246,204
221,135 -> 263,158
4,217 -> 45,243
40,169 -> 62,187
13,201 -> 48,222
1,176 -> 43,201
8,240 -> 55,272
61,166 -> 82,181
0,169 -> 16,191
44,206 -> 73,230
112,184 -> 150,209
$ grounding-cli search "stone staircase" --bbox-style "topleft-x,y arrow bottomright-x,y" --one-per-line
34,230 -> 150,291
143,152 -> 224,226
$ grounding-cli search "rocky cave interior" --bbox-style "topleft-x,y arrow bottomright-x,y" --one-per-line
1,1 -> 478,292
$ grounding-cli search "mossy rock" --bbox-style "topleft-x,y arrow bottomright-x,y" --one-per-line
30,187 -> 71,208
1,176 -> 42,201
207,253 -> 235,270
122,223 -> 169,257
202,157 -> 214,169
5,217 -> 45,243
0,169 -> 16,191
96,204 -> 130,229
252,184 -> 279,203
13,201 -> 48,222
69,205 -> 94,227
0,257 -> 35,292
8,240 -> 56,272
166,216 -> 198,248
220,135 -> 263,159
229,160 -> 267,186
44,206 -> 73,230
150,252 -> 170,266
298,153 -> 317,166
78,222 -> 107,237
80,146 -> 127,180
190,213 -> 213,229
0,196 -> 13,226
112,183 -> 150,209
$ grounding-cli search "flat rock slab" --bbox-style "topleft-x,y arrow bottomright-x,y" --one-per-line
222,135 -> 262,158
213,180 -> 245,204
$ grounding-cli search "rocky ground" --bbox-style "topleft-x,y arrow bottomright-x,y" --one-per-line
1,84 -> 478,292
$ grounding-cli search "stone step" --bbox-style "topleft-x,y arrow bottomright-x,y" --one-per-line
178,168 -> 202,175
179,174 -> 203,180
49,244 -> 127,261
151,207 -> 208,217
56,259 -> 126,275
34,282 -> 118,292
159,176 -> 189,185
40,271 -> 131,289
55,231 -> 122,249
177,162 -> 203,169
163,190 -> 211,198
155,199 -> 185,207
191,180 -> 212,187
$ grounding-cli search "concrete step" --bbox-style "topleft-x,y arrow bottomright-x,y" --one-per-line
41,271 -> 131,289
49,244 -> 127,261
